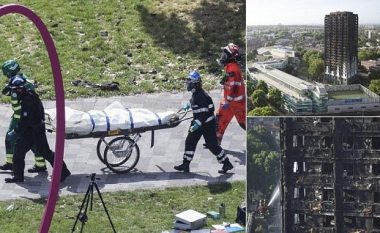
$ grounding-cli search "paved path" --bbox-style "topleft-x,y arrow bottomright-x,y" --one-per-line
0,90 -> 246,201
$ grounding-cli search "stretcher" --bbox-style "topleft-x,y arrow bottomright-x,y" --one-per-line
45,101 -> 191,173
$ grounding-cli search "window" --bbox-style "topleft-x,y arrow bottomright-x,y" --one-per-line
322,163 -> 333,174
323,216 -> 334,227
372,164 -> 380,175
343,163 -> 354,176
374,192 -> 380,203
344,190 -> 356,202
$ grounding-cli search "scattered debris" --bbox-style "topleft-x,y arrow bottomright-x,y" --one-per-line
71,80 -> 120,91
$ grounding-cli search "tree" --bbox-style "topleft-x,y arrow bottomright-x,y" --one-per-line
369,80 -> 380,95
248,106 -> 275,116
247,78 -> 256,96
302,50 -> 320,65
247,125 -> 280,198
251,90 -> 267,107
308,58 -> 324,81
256,80 -> 269,94
268,88 -> 282,108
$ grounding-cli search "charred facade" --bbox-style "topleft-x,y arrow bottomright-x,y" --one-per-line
281,118 -> 380,233
324,12 -> 358,85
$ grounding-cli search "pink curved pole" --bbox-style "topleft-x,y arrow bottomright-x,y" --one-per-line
0,4 -> 65,233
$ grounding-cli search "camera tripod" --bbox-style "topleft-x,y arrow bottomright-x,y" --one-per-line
71,173 -> 117,233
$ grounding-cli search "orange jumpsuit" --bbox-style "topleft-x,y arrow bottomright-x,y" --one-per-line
216,62 -> 246,143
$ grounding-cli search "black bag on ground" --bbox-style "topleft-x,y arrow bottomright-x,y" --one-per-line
235,203 -> 246,226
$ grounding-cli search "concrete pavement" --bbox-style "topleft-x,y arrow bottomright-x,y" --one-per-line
0,89 -> 246,201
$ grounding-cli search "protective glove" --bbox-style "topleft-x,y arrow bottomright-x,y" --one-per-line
221,102 -> 229,109
2,85 -> 10,95
7,129 -> 16,137
189,121 -> 201,132
182,102 -> 191,112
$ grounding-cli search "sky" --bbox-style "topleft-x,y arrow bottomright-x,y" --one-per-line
247,0 -> 380,25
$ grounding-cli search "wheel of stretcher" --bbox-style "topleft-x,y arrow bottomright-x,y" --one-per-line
96,138 -> 107,165
104,136 -> 140,173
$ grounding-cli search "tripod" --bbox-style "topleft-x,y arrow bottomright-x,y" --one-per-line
71,173 -> 116,233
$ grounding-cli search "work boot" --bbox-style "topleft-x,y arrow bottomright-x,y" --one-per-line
60,169 -> 71,183
0,163 -> 13,171
174,160 -> 190,173
27,165 -> 47,173
218,159 -> 233,174
5,176 -> 24,183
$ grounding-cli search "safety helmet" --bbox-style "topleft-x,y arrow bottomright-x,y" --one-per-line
186,71 -> 202,92
2,60 -> 20,78
9,76 -> 26,89
217,43 -> 241,66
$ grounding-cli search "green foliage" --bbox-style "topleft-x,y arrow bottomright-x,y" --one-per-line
247,106 -> 275,116
308,58 -> 324,79
359,48 -> 380,61
268,88 -> 282,108
302,50 -> 322,65
369,69 -> 380,80
0,182 -> 245,233
251,89 -> 266,107
0,0 -> 245,100
247,78 -> 256,96
369,79 -> 380,95
247,124 -> 280,197
256,80 -> 268,94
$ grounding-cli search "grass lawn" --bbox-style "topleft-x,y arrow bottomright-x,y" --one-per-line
328,90 -> 368,100
0,181 -> 245,233
0,0 -> 245,101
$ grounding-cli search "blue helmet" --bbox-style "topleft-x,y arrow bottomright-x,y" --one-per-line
187,71 -> 202,92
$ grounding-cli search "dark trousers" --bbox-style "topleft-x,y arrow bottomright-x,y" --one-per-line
183,119 -> 226,163
13,124 -> 69,179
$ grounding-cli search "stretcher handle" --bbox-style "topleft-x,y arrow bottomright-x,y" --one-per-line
176,108 -> 193,122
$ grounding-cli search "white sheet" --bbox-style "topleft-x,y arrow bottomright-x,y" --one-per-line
45,101 -> 179,136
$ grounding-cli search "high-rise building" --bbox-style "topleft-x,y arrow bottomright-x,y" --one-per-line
281,118 -> 380,233
324,12 -> 358,85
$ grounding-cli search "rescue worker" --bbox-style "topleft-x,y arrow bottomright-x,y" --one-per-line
4,78 -> 71,183
215,43 -> 246,145
0,60 -> 47,173
174,71 -> 233,174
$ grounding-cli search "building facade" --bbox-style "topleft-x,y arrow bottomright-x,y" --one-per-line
325,12 -> 358,85
281,118 -> 380,233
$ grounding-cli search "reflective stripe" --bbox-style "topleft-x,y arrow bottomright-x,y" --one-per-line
35,157 -> 45,162
13,114 -> 20,119
217,150 -> 225,159
35,161 -> 46,167
193,108 -> 209,113
226,95 -> 244,101
218,156 -> 227,163
11,100 -> 18,104
229,81 -> 242,86
12,106 -> 21,110
195,119 -> 202,126
208,104 -> 214,109
205,116 -> 215,123
6,154 -> 13,163
183,155 -> 193,161
184,151 -> 195,155
192,104 -> 199,108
